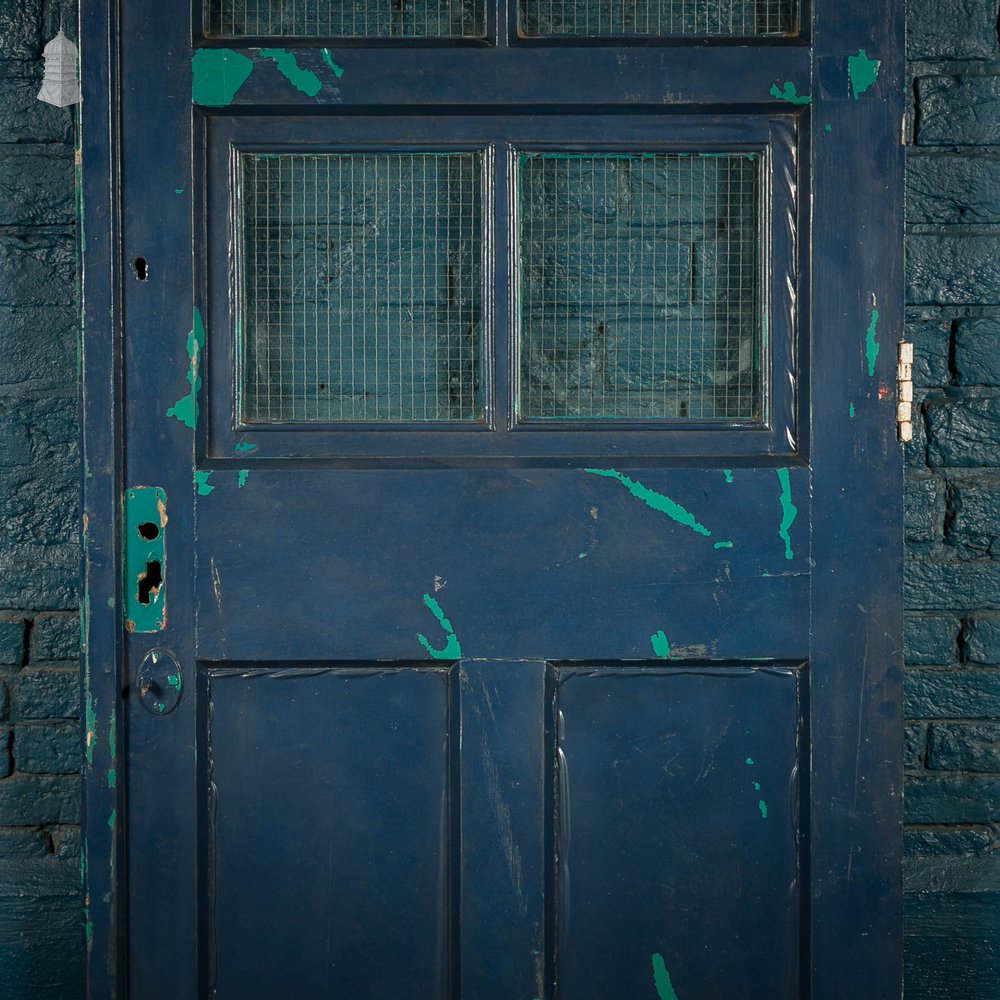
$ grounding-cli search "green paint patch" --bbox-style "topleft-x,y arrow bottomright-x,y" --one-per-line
770,81 -> 811,105
650,630 -> 671,659
167,673 -> 181,692
758,799 -> 768,819
259,48 -> 322,96
237,469 -> 249,488
584,468 -> 712,537
417,593 -> 462,659
865,308 -> 880,377
192,48 -> 254,106
713,540 -> 734,549
174,188 -> 184,195
746,757 -> 755,765
723,469 -> 733,484
754,781 -> 761,791
652,953 -> 681,1000
166,308 -> 206,429
107,768 -> 116,790
849,402 -> 856,418
321,48 -> 345,78
108,707 -> 116,761
107,809 -> 116,831
234,440 -> 257,453
85,693 -> 97,767
776,468 -> 797,561
848,48 -> 881,100
578,552 -> 588,559
194,471 -> 215,496
824,123 -> 833,133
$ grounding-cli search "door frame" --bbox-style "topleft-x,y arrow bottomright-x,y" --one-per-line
81,1 -> 905,995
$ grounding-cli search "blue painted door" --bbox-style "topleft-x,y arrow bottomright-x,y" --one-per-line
83,0 -> 903,996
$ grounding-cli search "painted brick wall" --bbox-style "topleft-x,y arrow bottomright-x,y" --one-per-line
1,0 -> 999,996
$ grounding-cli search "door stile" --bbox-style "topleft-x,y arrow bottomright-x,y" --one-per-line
808,1 -> 904,997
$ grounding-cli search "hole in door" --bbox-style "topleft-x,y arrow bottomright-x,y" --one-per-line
137,521 -> 160,541
137,561 -> 163,604
132,257 -> 149,281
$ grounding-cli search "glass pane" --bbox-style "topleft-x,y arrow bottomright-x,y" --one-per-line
240,152 -> 484,423
517,152 -> 761,421
205,0 -> 485,38
518,0 -> 795,36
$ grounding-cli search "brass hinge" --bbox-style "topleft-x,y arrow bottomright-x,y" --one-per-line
897,341 -> 914,443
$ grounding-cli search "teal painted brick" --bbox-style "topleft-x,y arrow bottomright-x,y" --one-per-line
907,155 -> 1000,226
0,153 -> 73,227
905,475 -> 945,543
916,75 -> 1000,147
949,478 -> 1000,554
0,827 -> 53,858
0,618 -> 25,665
964,616 -> 1000,664
11,670 -> 78,721
906,668 -> 1000,718
0,1 -> 41,63
907,0 -> 1000,60
0,76 -> 74,145
904,827 -> 995,856
0,234 -> 75,308
0,549 -> 79,610
906,320 -> 951,388
0,775 -> 78,825
905,774 -> 1000,823
907,235 -> 1000,305
927,395 -> 1000,466
906,722 -> 930,769
906,559 -> 1000,609
929,722 -> 1000,772
13,723 -> 78,774
955,318 -> 1000,386
905,614 -> 961,665
30,613 -> 78,663
0,306 -> 78,391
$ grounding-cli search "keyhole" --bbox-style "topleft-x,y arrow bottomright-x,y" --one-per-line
132,257 -> 149,281
137,521 -> 159,541
137,561 -> 162,604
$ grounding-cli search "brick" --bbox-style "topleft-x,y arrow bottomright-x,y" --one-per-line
906,722 -> 929,769
0,728 -> 10,778
905,476 -> 945,543
0,549 -> 79,610
907,0 -> 1000,60
929,722 -> 1000,771
916,75 -> 1000,147
12,670 -> 77,721
907,154 -> 1000,226
0,234 -> 75,308
905,559 -> 1000,609
906,668 -> 1000,718
955,317 -> 1000,386
0,75 -> 74,145
0,2 -> 40,63
0,152 -> 73,227
13,724 -> 78,774
30,614 -> 78,662
906,320 -> 951,388
949,478 -> 1000,554
964,615 -> 1000,664
927,394 -> 1000,466
905,773 -> 1000,823
0,680 -> 8,722
904,827 -> 995,857
0,775 -> 78,825
0,827 -> 52,858
0,618 -> 25,665
907,235 -> 1000,306
905,614 -> 960,665
0,306 -> 78,391
50,824 -> 78,858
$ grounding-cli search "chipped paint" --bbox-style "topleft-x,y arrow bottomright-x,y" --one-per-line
746,757 -> 755,765
723,469 -> 733,484
85,693 -> 96,767
776,468 -> 797,561
584,469 -> 711,537
107,809 -> 116,831
849,402 -> 856,418
259,48 -> 322,96
650,630 -> 671,659
106,768 -> 116,789
770,81 -> 811,105
237,469 -> 249,488
234,439 -> 257,453
824,123 -> 833,133
192,48 -> 254,106
167,673 -> 182,692
166,308 -> 206,428
865,308 -> 880,377
174,188 -> 184,194
417,593 -> 462,659
713,540 -> 734,549
194,471 -> 214,496
758,799 -> 768,819
321,48 -> 345,78
652,953 -> 681,1000
848,49 -> 881,100
108,707 -> 116,761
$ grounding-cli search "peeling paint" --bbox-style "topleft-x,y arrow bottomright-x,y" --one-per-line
848,49 -> 881,100
758,799 -> 769,819
192,48 -> 254,106
321,48 -> 345,78
174,188 -> 184,194
652,953 -> 681,1000
259,48 -> 322,96
234,440 -> 257,453
417,593 -> 462,659
106,768 -> 116,789
107,809 -> 116,831
237,469 -> 249,488
849,402 -> 856,418
650,630 -> 671,659
166,308 -> 206,428
776,468 -> 797,561
723,469 -> 733,484
746,757 -> 755,765
770,81 -> 811,105
824,123 -> 833,133
167,673 -> 182,692
865,308 -> 880,377
108,707 -> 116,761
584,468 -> 711,537
85,693 -> 96,767
713,540 -> 734,549
194,471 -> 214,496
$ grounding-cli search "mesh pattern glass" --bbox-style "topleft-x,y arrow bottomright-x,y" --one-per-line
204,0 -> 485,38
240,152 -> 484,423
518,0 -> 795,36
516,152 -> 761,421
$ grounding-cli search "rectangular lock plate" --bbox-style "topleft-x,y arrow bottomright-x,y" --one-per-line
123,487 -> 167,633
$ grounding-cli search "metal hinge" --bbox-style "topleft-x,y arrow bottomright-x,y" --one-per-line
897,341 -> 914,443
